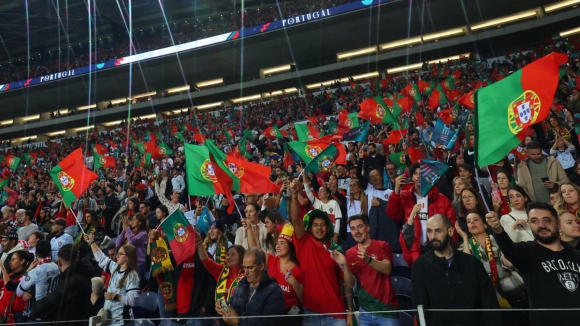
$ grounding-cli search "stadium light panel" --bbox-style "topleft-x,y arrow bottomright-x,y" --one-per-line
380,36 -> 422,51
0,119 -> 13,125
422,28 -> 466,42
196,102 -> 224,110
387,53 -> 470,74
166,85 -> 190,94
261,64 -> 293,75
47,130 -> 66,137
15,135 -> 36,142
337,46 -> 378,61
352,72 -> 380,80
103,120 -> 123,127
231,95 -> 261,103
132,91 -> 157,99
196,78 -> 224,88
545,0 -> 580,13
110,98 -> 128,105
264,88 -> 298,97
560,26 -> 580,37
471,9 -> 539,31
76,125 -> 94,131
77,104 -> 96,111
140,114 -> 157,119
22,114 -> 40,121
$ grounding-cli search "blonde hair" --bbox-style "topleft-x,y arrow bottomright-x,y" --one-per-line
452,177 -> 471,202
554,182 -> 580,216
348,179 -> 368,215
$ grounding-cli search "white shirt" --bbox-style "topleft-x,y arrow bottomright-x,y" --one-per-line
171,175 -> 186,192
304,184 -> 343,234
18,261 -> 60,300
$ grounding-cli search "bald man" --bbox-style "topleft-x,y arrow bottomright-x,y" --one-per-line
411,215 -> 503,326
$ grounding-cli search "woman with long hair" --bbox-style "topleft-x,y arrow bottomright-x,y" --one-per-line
116,212 -> 148,281
559,211 -> 580,249
456,188 -> 488,239
555,182 -> 580,218
0,250 -> 32,324
246,221 -> 303,326
491,169 -> 512,217
86,235 -> 140,326
74,210 -> 104,248
343,179 -> 368,250
203,219 -> 232,265
262,213 -> 285,254
234,202 -> 267,249
451,177 -> 471,216
500,185 -> 534,243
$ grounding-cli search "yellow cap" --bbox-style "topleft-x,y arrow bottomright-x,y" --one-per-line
278,222 -> 294,243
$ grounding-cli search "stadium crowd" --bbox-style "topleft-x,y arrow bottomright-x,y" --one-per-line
0,0 -> 354,85
1,36 -> 580,326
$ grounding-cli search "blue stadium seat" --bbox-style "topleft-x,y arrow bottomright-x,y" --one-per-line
399,311 -> 414,326
390,266 -> 412,279
393,253 -> 409,267
391,276 -> 412,297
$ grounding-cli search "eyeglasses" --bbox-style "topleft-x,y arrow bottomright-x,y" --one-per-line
462,195 -> 475,200
241,265 -> 256,271
116,252 -> 127,257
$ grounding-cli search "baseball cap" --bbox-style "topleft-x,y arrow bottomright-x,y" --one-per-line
0,231 -> 18,241
50,217 -> 67,228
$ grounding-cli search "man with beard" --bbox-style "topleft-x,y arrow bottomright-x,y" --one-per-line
363,143 -> 386,175
487,202 -> 580,326
411,215 -> 502,326
331,215 -> 399,326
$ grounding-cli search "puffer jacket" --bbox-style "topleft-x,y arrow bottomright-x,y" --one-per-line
368,198 -> 402,252
387,184 -> 456,267
229,273 -> 286,326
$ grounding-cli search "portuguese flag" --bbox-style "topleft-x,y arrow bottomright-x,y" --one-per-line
5,155 -> 20,170
92,144 -> 108,155
358,96 -> 395,124
157,142 -> 173,157
93,152 -> 116,170
49,148 -> 98,207
159,209 -> 197,265
0,187 -> 18,206
264,126 -> 283,139
476,52 -> 568,167
295,124 -> 319,141
427,84 -> 448,109
225,154 -> 280,194
305,143 -> 339,175
338,111 -> 360,130
402,84 -> 421,101
137,141 -> 156,155
23,153 -> 37,166
389,152 -> 407,172
288,140 -> 331,164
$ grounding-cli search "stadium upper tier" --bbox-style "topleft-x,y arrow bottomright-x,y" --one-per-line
0,0 -> 578,143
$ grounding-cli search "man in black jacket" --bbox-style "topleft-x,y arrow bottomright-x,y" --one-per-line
100,183 -> 120,237
216,248 -> 285,326
487,203 -> 580,326
31,244 -> 93,326
412,214 -> 503,326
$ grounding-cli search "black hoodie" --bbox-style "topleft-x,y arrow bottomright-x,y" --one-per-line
31,259 -> 93,325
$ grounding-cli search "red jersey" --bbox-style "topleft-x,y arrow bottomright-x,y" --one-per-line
266,253 -> 301,309
294,233 -> 346,319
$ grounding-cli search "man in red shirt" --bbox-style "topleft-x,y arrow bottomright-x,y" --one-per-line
289,179 -> 351,326
332,214 -> 399,326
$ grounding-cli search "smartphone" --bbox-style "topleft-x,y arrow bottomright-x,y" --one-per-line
219,299 -> 230,313
541,177 -> 549,182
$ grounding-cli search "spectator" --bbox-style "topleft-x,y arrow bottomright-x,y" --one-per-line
289,179 -> 350,326
411,214 -> 503,325
516,141 -> 569,203
203,219 -> 232,264
171,167 -> 186,193
550,135 -> 576,176
0,250 -> 32,324
235,202 -> 267,250
100,183 -> 120,237
31,244 -> 93,326
0,232 -> 24,275
216,248 -> 286,326
25,231 -> 45,255
487,203 -> 580,326
363,143 -> 386,175
90,277 -> 105,316
1,207 -> 16,232
17,210 -> 38,241
302,173 -> 343,244
559,211 -> 580,249
16,240 -> 60,322
86,234 -> 141,326
115,212 -> 148,280
500,186 -> 534,243
451,177 -> 470,215
332,214 -> 400,326
491,169 -> 512,217
139,200 -> 157,230
48,218 -> 74,261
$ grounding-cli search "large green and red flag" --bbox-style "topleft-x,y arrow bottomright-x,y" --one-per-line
137,140 -> 156,155
417,80 -> 434,94
458,91 -> 475,109
157,142 -> 174,157
476,52 -> 568,167
159,209 -> 196,265
304,143 -> 339,175
23,153 -> 37,166
5,155 -> 20,170
402,84 -> 421,101
264,126 -> 283,139
338,111 -> 360,130
358,96 -> 396,124
49,148 -> 98,207
295,124 -> 319,141
427,84 -> 448,109
92,144 -> 108,155
0,187 -> 18,206
288,140 -> 331,164
93,152 -> 116,170
225,154 -> 280,194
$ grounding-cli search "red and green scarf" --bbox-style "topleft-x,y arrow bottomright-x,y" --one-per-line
215,267 -> 243,301
150,237 -> 176,310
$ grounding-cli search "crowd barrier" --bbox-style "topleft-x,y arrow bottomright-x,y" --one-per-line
9,306 -> 580,326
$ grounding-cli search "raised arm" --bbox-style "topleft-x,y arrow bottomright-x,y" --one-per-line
289,179 -> 306,239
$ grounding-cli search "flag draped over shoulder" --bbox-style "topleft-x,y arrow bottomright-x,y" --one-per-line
49,148 -> 98,207
476,52 -> 568,167
159,210 -> 197,265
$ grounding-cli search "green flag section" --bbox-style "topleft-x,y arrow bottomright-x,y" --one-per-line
238,137 -> 253,160
305,143 -> 339,174
49,148 -> 98,207
5,155 -> 20,170
158,142 -> 173,157
389,152 -> 407,172
173,131 -> 186,142
475,52 -> 568,167
288,140 -> 331,164
93,152 -> 116,170
326,120 -> 338,135
264,126 -> 283,139
295,124 -> 318,141
358,96 -> 396,124
159,209 -> 197,265
23,153 -> 37,166
184,144 -> 219,196
0,187 -> 18,206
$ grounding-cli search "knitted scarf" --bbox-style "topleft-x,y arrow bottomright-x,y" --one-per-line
150,237 -> 176,310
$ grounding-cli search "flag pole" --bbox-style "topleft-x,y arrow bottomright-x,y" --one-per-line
233,198 -> 245,220
69,207 -> 87,236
